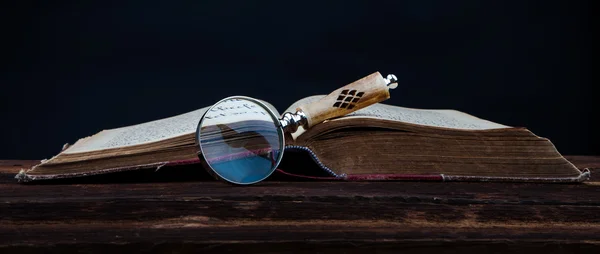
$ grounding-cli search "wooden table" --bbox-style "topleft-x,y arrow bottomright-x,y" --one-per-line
1,156 -> 599,253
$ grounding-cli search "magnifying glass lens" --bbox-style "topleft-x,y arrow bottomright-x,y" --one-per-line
197,98 -> 284,184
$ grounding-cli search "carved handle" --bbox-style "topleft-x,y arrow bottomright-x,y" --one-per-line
297,72 -> 397,128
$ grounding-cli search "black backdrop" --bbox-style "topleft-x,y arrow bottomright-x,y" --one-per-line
1,0 -> 595,159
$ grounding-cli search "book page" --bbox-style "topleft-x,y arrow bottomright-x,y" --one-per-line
64,99 -> 280,154
285,95 -> 509,130
63,107 -> 210,154
201,98 -> 281,125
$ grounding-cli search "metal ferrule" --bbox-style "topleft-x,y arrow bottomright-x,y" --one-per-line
279,110 -> 308,133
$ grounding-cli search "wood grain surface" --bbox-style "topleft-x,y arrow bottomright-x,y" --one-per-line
1,156 -> 599,253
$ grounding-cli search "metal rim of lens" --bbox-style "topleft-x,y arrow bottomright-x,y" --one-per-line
195,96 -> 285,185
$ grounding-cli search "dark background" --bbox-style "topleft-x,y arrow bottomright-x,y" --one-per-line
1,0 -> 595,159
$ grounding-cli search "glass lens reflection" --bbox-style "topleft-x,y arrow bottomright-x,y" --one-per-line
198,98 -> 283,184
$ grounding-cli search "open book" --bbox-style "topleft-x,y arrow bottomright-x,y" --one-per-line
17,95 -> 590,183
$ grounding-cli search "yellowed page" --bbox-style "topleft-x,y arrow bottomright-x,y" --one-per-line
285,95 -> 509,131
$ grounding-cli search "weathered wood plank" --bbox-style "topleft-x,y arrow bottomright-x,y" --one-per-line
0,160 -> 38,174
1,157 -> 599,253
2,221 -> 599,253
565,155 -> 600,169
3,188 -> 600,223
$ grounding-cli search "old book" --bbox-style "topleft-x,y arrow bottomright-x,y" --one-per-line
17,95 -> 589,183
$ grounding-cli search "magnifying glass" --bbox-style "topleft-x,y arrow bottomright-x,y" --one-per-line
195,72 -> 398,185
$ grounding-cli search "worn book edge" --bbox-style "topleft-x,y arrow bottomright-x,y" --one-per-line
16,146 -> 591,183
280,146 -> 591,183
15,159 -> 200,183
